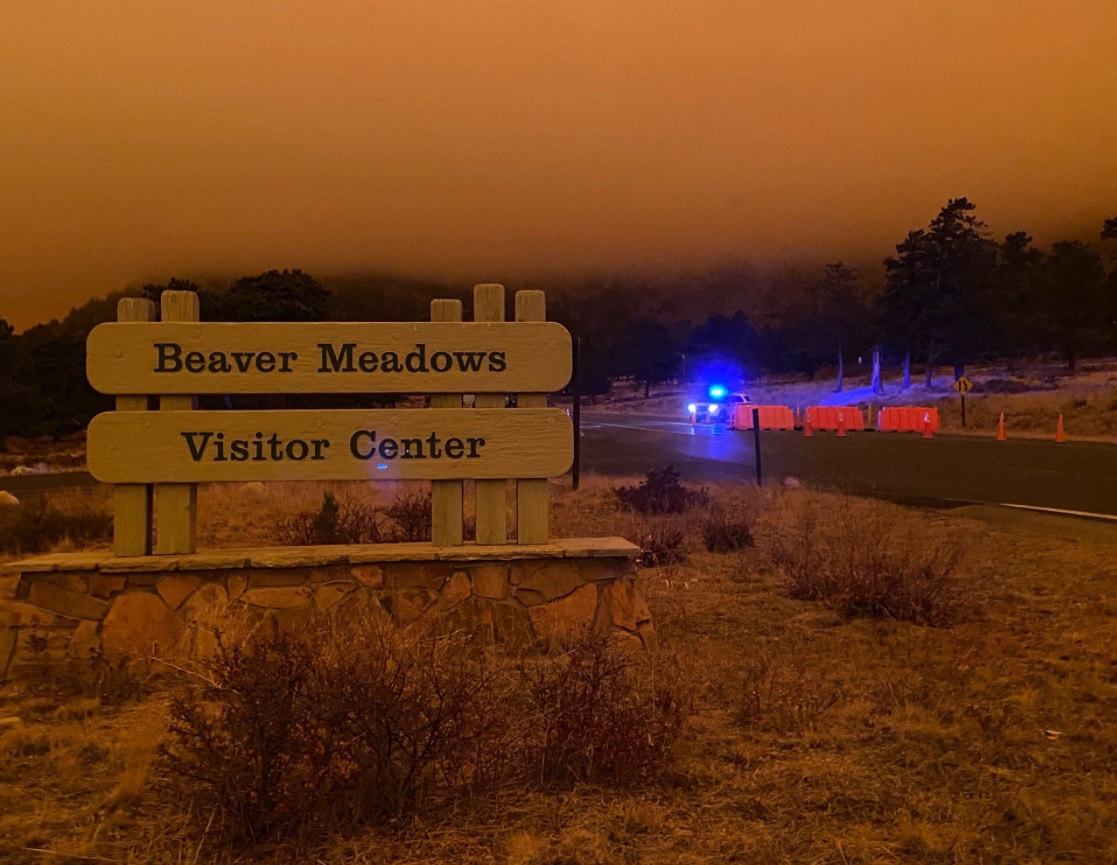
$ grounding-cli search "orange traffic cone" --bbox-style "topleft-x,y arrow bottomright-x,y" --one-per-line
803,409 -> 813,437
837,411 -> 847,437
1055,414 -> 1065,443
997,412 -> 1006,441
922,411 -> 933,439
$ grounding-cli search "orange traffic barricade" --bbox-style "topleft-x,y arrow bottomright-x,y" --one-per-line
732,405 -> 796,431
805,406 -> 866,432
876,406 -> 940,433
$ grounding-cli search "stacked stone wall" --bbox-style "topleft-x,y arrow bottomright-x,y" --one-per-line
2,553 -> 652,677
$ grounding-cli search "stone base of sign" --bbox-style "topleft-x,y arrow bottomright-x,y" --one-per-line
0,539 -> 649,678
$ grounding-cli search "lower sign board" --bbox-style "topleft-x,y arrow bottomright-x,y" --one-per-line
87,409 -> 573,483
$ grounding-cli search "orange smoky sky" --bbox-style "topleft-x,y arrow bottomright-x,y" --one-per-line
2,1 -> 1115,330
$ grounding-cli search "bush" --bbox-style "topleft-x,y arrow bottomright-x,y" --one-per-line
519,637 -> 691,787
274,488 -> 432,546
756,493 -> 964,626
699,508 -> 754,552
615,466 -> 708,515
162,618 -> 694,843
381,488 -> 432,542
275,491 -> 383,546
0,494 -> 111,554
629,517 -> 689,567
162,609 -> 510,843
736,651 -> 842,733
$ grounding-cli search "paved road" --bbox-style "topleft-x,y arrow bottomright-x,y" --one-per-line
7,413 -> 1117,517
581,412 -> 1117,516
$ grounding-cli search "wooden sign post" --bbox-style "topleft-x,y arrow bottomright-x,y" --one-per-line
86,286 -> 574,555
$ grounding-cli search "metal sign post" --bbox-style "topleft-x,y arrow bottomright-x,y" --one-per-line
953,376 -> 973,428
752,406 -> 763,485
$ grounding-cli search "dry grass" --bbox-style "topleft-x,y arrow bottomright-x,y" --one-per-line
3,479 -> 1117,863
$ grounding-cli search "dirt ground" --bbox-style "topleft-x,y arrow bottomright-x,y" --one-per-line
2,477 -> 1117,863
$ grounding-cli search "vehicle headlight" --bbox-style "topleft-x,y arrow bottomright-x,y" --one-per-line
709,404 -> 720,416
687,403 -> 697,414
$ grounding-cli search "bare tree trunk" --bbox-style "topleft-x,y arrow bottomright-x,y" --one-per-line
902,351 -> 911,390
835,339 -> 844,392
871,345 -> 883,395
644,378 -> 651,399
924,337 -> 936,388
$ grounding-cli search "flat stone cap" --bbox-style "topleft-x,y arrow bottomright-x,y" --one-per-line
3,537 -> 640,575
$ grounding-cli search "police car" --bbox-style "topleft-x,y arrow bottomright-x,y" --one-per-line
687,385 -> 751,425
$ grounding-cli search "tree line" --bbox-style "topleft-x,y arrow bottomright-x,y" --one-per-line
2,199 -> 1116,438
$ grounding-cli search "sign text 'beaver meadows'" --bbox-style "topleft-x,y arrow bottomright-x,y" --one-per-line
86,321 -> 571,393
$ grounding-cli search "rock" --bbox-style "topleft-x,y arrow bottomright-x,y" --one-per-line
265,606 -> 315,634
439,573 -> 471,611
314,582 -> 354,611
42,572 -> 89,593
528,584 -> 601,646
242,482 -> 267,495
387,589 -> 436,626
89,575 -> 126,599
491,602 -> 536,651
10,466 -> 33,477
227,574 -> 247,599
329,591 -> 390,630
383,563 -> 447,592
156,575 -> 203,610
240,587 -> 313,609
513,562 -> 586,605
0,717 -> 23,731
0,620 -> 16,676
7,602 -> 77,629
27,580 -> 109,621
0,491 -> 19,506
603,580 -> 653,632
246,569 -> 308,588
67,621 -> 101,660
783,476 -> 801,488
470,565 -> 509,599
180,583 -> 230,622
607,631 -> 645,655
101,593 -> 184,661
17,628 -> 72,662
351,564 -> 383,589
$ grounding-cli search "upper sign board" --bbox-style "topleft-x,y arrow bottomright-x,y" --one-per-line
87,408 -> 573,483
953,376 -> 973,394
86,321 -> 572,395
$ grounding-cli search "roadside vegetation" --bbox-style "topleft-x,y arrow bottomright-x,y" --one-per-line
3,474 -> 1117,862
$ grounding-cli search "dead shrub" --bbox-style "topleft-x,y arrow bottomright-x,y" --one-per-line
275,491 -> 383,546
519,637 -> 692,787
699,508 -> 754,553
161,609 -> 512,843
736,651 -> 842,733
615,466 -> 708,515
628,516 -> 689,567
756,492 -> 964,626
381,488 -> 433,542
0,494 -> 111,554
274,487 -> 433,546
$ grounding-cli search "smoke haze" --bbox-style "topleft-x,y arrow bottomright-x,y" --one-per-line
2,1 -> 1115,329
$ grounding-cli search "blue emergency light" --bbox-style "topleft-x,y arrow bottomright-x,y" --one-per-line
708,385 -> 727,400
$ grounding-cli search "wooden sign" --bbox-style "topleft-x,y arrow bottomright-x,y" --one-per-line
86,321 -> 572,394
87,408 -> 573,483
953,376 -> 973,394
